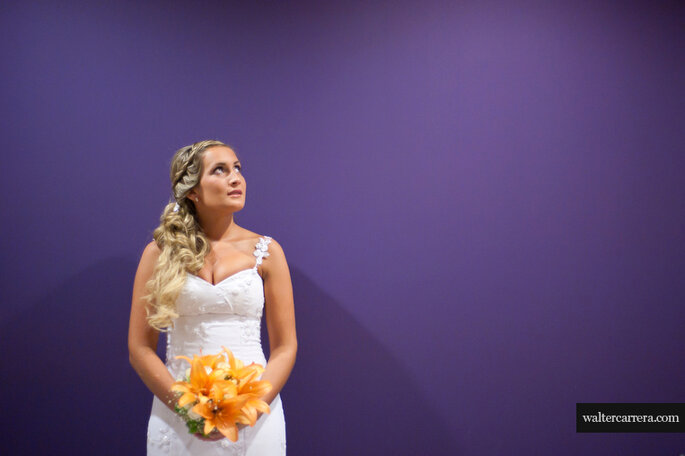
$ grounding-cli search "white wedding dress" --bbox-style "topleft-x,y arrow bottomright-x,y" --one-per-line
147,236 -> 286,455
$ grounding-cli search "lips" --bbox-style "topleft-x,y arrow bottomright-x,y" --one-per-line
228,190 -> 242,195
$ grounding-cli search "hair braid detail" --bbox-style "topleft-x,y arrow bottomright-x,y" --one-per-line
141,139 -> 234,331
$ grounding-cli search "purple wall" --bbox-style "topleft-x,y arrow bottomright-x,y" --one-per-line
1,1 -> 683,454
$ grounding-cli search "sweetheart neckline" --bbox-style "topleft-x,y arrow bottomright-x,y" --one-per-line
186,268 -> 258,287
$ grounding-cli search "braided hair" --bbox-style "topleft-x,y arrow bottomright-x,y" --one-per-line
142,140 -> 234,331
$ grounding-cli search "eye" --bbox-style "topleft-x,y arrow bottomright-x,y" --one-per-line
213,164 -> 241,175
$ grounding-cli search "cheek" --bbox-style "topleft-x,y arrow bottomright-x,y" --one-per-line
202,179 -> 223,192
210,177 -> 225,186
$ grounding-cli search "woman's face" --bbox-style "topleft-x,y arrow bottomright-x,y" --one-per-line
190,146 -> 245,213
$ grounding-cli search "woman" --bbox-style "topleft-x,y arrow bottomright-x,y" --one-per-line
128,140 -> 297,455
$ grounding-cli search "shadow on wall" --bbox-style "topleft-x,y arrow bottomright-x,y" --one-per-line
1,260 -> 459,455
1,258 -> 150,455
263,269 -> 460,455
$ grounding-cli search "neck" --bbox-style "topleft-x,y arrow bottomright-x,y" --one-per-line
196,211 -> 239,242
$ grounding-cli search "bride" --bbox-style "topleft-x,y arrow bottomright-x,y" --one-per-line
128,140 -> 297,454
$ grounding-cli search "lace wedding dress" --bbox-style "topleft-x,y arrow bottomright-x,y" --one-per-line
147,236 -> 286,455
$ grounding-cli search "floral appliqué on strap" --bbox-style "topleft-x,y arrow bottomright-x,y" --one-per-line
253,236 -> 272,269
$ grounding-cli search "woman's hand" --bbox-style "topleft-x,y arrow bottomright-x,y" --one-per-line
193,423 -> 247,441
194,429 -> 224,441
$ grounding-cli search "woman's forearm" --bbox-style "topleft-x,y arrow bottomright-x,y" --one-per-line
131,343 -> 295,413
259,345 -> 297,405
129,346 -> 177,411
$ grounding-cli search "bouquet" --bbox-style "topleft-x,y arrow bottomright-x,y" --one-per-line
170,346 -> 272,442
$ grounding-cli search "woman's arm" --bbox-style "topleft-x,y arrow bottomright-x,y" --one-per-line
258,238 -> 298,406
128,241 -> 177,412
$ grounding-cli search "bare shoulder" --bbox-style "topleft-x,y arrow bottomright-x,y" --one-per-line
231,228 -> 286,265
131,240 -> 163,303
139,240 -> 162,268
246,231 -> 284,255
144,239 -> 162,257
264,236 -> 285,256
238,228 -> 282,252
261,236 -> 288,275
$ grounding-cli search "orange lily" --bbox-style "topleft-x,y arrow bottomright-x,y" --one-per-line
220,347 -> 273,426
239,394 -> 272,426
193,383 -> 250,441
171,347 -> 274,439
220,347 -> 269,387
175,350 -> 225,371
170,354 -> 230,407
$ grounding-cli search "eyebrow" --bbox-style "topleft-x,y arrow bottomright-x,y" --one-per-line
211,160 -> 240,167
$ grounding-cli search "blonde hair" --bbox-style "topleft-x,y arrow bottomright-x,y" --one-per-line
143,139 -> 234,331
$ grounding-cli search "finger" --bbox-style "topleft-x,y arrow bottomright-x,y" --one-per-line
195,433 -> 220,441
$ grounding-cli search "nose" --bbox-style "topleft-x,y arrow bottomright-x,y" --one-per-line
228,168 -> 241,183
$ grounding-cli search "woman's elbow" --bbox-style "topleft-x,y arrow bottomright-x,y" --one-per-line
272,339 -> 297,359
128,343 -> 148,369
128,347 -> 139,369
288,339 -> 298,361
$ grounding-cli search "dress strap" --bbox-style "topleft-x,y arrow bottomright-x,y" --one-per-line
252,236 -> 273,269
